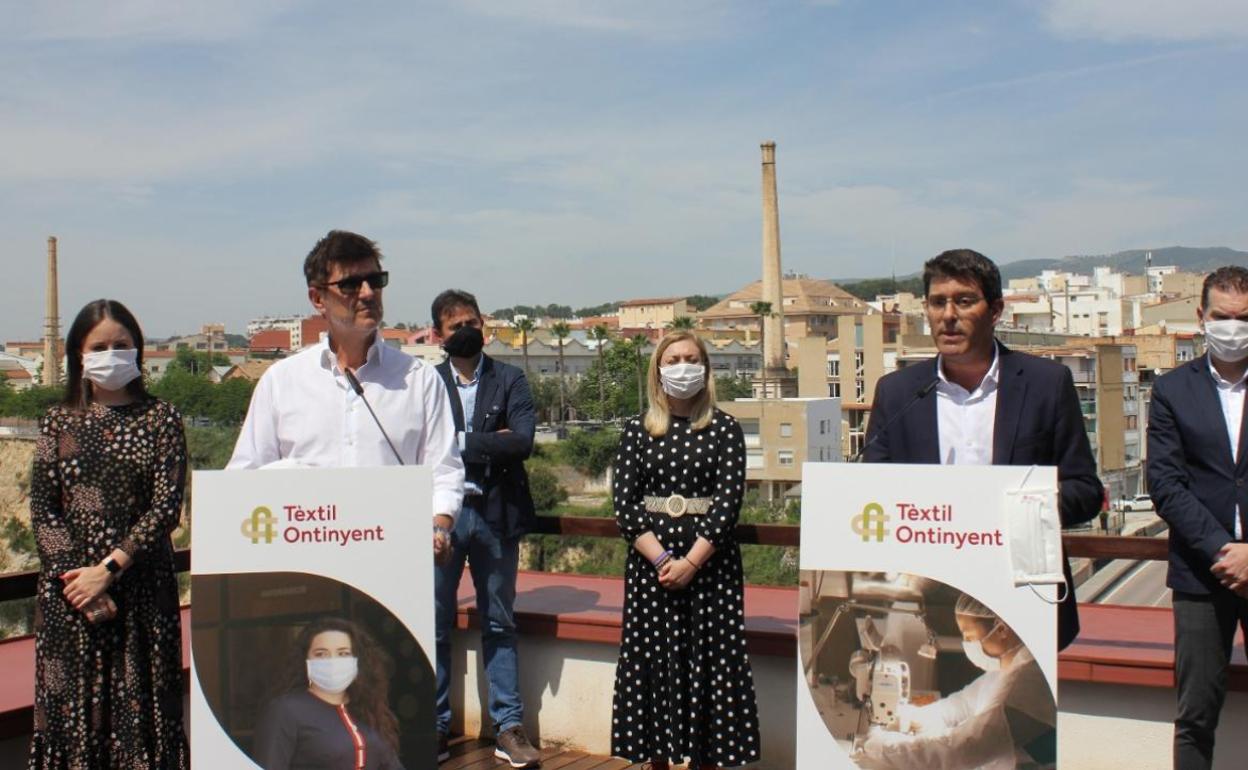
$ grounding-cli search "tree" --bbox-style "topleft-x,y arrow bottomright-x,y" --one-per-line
170,348 -> 230,377
589,324 -> 611,418
686,294 -> 721,312
631,334 -> 649,413
514,317 -> 536,380
667,315 -> 696,331
715,375 -> 753,401
749,301 -> 774,397
550,321 -> 571,433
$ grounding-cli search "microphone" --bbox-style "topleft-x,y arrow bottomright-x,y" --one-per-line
343,368 -> 405,465
851,378 -> 939,463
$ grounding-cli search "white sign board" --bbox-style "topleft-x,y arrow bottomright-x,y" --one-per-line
190,466 -> 435,769
798,463 -> 1060,770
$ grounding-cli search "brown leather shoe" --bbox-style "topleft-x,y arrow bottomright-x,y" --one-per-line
494,725 -> 541,768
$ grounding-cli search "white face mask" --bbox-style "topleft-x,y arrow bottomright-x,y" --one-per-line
306,656 -> 358,694
82,349 -> 140,392
961,620 -> 1003,672
1204,319 -> 1248,363
962,639 -> 1000,672
660,362 -> 706,399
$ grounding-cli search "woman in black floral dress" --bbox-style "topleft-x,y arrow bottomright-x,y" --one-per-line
611,330 -> 761,769
28,299 -> 190,770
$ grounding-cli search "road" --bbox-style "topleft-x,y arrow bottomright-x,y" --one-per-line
1086,558 -> 1172,607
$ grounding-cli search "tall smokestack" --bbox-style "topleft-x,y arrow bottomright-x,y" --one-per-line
760,141 -> 786,376
43,236 -> 61,387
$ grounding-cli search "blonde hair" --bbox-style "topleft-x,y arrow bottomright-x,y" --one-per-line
643,331 -> 718,437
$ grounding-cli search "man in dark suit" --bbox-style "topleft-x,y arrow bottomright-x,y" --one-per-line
1148,266 -> 1248,770
864,249 -> 1103,651
430,289 -> 541,768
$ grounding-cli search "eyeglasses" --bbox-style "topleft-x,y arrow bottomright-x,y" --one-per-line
322,271 -> 389,294
925,295 -> 985,313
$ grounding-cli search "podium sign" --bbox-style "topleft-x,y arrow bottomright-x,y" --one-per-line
190,466 -> 435,768
797,463 -> 1060,769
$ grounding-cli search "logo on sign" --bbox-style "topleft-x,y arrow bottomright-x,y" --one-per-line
241,506 -> 277,544
852,502 -> 889,542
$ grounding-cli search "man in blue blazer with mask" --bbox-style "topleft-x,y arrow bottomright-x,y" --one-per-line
430,289 -> 540,768
1148,266 -> 1248,770
864,249 -> 1103,651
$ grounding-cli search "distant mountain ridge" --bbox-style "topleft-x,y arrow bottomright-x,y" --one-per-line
995,246 -> 1248,281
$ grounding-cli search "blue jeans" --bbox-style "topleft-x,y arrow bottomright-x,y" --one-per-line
434,501 -> 523,735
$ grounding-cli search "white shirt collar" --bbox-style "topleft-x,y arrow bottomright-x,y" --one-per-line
936,342 -> 1001,397
1207,353 -> 1248,389
317,332 -> 386,374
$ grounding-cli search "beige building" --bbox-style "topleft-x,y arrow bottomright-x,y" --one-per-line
1160,271 -> 1205,299
717,397 -> 841,500
1139,295 -> 1201,333
699,276 -> 873,348
617,297 -> 690,329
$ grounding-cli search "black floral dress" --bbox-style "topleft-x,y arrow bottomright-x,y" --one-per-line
27,399 -> 190,770
611,409 -> 761,767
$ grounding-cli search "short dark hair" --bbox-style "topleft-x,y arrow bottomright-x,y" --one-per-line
303,230 -> 383,286
431,289 -> 481,333
923,249 -> 1003,305
64,299 -> 149,409
1201,266 -> 1248,308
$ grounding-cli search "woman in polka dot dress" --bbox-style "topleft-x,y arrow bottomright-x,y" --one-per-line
27,300 -> 190,770
610,331 -> 761,769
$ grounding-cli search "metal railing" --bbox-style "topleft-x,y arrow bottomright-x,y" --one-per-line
0,524 -> 1166,606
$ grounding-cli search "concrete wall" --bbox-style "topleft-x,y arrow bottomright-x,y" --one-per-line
1059,681 -> 1248,770
447,628 -> 798,768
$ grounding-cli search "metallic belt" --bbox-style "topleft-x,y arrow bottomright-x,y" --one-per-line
644,495 -> 713,517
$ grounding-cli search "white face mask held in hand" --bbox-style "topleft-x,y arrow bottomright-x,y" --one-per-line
660,362 -> 706,399
1203,319 -> 1248,363
82,349 -> 141,392
306,656 -> 359,694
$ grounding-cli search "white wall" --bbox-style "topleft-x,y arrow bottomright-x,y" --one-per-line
447,628 -> 798,768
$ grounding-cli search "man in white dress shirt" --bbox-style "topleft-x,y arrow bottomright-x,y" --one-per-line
864,249 -> 1102,651
228,230 -> 464,562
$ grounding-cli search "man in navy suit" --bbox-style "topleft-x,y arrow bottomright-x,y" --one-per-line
430,289 -> 541,768
864,249 -> 1103,651
1148,266 -> 1248,770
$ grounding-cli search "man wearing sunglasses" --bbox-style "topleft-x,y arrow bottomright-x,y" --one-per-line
863,248 -> 1102,652
229,230 -> 464,565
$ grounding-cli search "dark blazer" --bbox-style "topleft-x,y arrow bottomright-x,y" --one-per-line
1147,357 -> 1248,595
436,354 -> 537,540
864,343 -> 1103,651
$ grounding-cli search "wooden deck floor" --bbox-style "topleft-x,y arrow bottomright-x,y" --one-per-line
442,735 -> 647,769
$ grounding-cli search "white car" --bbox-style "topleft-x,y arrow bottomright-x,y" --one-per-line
1116,494 -> 1155,513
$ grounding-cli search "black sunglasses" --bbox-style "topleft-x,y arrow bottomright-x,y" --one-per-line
322,271 -> 389,294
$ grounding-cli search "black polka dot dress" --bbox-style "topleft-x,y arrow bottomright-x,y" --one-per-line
27,399 -> 190,770
610,409 -> 761,767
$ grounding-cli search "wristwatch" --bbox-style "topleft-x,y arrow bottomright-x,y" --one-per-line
102,556 -> 123,578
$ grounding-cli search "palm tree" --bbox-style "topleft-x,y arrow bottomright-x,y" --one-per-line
514,317 -> 536,380
631,333 -> 649,413
667,315 -> 696,331
589,324 -> 611,420
749,300 -> 773,398
551,321 -> 571,434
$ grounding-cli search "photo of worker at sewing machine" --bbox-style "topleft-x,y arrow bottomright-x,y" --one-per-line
799,570 -> 1056,770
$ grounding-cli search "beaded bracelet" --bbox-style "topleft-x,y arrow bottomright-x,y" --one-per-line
653,550 -> 673,568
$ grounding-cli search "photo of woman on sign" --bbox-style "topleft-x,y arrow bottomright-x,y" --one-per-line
254,616 -> 406,770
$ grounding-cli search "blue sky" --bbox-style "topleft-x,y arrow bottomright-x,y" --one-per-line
3,0 -> 1246,338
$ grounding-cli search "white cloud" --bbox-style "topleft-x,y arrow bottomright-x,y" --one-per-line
455,0 -> 752,41
9,0 -> 296,42
1043,0 -> 1248,42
